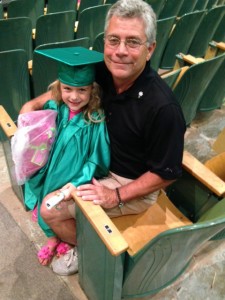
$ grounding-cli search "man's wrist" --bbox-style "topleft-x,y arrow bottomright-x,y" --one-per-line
115,187 -> 124,208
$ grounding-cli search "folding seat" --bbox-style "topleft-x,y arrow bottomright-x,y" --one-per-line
194,0 -> 210,11
178,0 -> 198,16
188,5 -> 225,58
72,149 -> 225,299
160,10 -> 206,70
0,17 -> 33,60
32,38 -> 90,97
197,53 -> 225,112
7,0 -> 45,28
78,0 -> 103,14
34,10 -> 77,48
159,0 -> 184,19
92,32 -> 104,53
76,4 -> 111,47
0,50 -> 31,204
46,0 -> 77,14
206,0 -> 220,9
150,16 -> 176,71
172,52 -> 225,125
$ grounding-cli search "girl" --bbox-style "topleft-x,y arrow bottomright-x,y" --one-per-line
24,47 -> 110,266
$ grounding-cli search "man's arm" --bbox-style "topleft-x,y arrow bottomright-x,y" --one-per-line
76,171 -> 175,209
20,91 -> 52,114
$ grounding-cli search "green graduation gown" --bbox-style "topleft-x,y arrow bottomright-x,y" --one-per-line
24,100 -> 110,237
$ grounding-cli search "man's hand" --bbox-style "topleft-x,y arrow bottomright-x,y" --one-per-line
77,178 -> 118,209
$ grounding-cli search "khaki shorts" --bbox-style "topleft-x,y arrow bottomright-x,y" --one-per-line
68,172 -> 159,218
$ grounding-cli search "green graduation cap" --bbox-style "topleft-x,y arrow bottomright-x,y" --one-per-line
34,47 -> 104,87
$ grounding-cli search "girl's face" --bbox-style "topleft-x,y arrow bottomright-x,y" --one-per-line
60,83 -> 93,112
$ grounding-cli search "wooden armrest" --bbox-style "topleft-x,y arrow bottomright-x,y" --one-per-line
182,151 -> 225,197
212,126 -> 225,154
205,41 -> 225,59
72,192 -> 128,256
0,105 -> 17,138
181,54 -> 205,65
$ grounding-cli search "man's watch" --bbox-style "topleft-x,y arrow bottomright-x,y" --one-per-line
115,187 -> 124,208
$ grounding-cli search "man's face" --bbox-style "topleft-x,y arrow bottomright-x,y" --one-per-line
104,16 -> 155,87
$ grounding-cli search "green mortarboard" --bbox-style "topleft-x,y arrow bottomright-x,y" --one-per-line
34,47 -> 104,86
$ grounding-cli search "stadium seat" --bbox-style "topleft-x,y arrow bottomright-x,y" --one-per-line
0,17 -> 33,60
34,10 -> 77,48
7,0 -> 45,28
76,4 -> 111,47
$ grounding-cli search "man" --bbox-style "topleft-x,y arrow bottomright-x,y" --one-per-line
20,0 -> 186,275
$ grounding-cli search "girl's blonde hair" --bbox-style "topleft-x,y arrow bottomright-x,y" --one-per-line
48,80 -> 104,123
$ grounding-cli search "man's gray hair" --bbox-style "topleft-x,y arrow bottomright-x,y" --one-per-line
104,0 -> 157,45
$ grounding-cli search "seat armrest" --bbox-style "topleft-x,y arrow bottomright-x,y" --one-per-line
0,105 -> 17,138
182,151 -> 225,197
72,192 -> 128,256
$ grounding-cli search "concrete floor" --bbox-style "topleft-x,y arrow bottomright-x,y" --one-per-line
1,103 -> 225,300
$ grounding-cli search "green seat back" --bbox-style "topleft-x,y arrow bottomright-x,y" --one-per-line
76,4 -> 111,47
178,0 -> 198,16
173,53 -> 225,125
7,0 -> 45,28
0,3 -> 3,19
188,5 -> 225,57
0,49 -> 30,204
160,10 -> 206,70
78,0 -> 103,14
150,16 -> 176,71
92,32 -> 104,53
194,0 -> 210,11
144,0 -> 166,18
213,10 -> 225,42
198,53 -> 225,112
206,0 -> 219,8
35,10 -> 77,48
161,68 -> 181,88
0,17 -> 33,60
159,0 -> 184,19
47,0 -> 77,14
0,49 -> 30,121
76,193 -> 225,299
32,38 -> 90,97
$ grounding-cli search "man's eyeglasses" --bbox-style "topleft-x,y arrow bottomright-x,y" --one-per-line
104,35 -> 147,50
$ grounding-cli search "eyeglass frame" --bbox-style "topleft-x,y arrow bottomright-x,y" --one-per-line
104,35 -> 149,50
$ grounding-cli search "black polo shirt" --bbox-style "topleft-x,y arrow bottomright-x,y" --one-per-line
96,62 -> 186,180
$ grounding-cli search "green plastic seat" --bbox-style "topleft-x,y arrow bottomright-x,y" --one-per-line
76,4 -> 111,47
160,10 -> 206,70
178,0 -> 198,16
159,0 -> 184,19
144,0 -> 166,18
194,0 -> 210,11
197,53 -> 225,112
213,10 -> 225,42
34,10 -> 77,48
32,38 -> 90,97
173,53 -> 225,125
73,150 -> 225,299
0,50 -> 31,205
92,32 -> 104,53
188,5 -> 225,58
46,0 -> 77,14
7,0 -> 45,28
0,17 -> 33,60
0,3 -> 4,19
206,0 -> 219,8
150,16 -> 176,71
78,0 -> 103,14
161,68 -> 182,88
